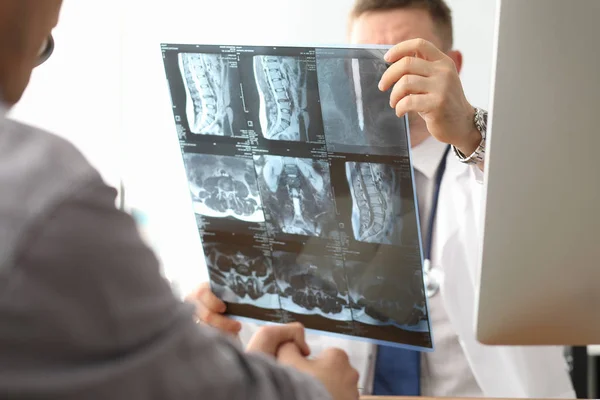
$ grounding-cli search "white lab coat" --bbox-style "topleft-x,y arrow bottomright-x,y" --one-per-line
238,152 -> 576,398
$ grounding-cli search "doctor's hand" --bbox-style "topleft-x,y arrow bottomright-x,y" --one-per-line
186,282 -> 242,335
378,38 -> 482,156
278,343 -> 360,400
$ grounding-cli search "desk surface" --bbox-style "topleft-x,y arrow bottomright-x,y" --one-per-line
361,397 -> 417,399
360,398 -> 555,399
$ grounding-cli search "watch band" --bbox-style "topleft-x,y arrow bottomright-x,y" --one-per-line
452,107 -> 488,164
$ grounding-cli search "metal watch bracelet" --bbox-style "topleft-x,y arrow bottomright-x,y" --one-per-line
452,107 -> 488,164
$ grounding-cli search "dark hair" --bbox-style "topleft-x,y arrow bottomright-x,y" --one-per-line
349,0 -> 453,49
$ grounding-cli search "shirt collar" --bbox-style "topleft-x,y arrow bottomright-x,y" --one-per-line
410,136 -> 449,180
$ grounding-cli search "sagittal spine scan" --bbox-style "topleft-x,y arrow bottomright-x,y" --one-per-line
254,155 -> 336,237
273,251 -> 352,321
205,243 -> 280,309
178,53 -> 235,136
253,55 -> 309,141
317,57 -> 406,153
184,153 -> 264,222
346,260 -> 427,331
346,161 -> 404,245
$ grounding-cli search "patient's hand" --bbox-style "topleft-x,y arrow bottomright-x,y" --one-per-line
246,322 -> 311,358
278,343 -> 360,400
186,282 -> 242,335
187,284 -> 310,358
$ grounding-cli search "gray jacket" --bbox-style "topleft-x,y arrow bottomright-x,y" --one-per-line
0,116 -> 330,400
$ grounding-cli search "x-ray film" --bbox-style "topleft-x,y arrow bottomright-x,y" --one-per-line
161,43 -> 432,351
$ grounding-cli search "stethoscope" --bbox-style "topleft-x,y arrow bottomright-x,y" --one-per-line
36,34 -> 54,67
423,144 -> 452,298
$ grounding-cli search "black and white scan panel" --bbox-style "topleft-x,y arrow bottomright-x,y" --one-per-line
183,153 -> 265,222
253,55 -> 311,142
254,155 -> 336,238
178,52 -> 243,138
272,251 -> 353,321
345,259 -> 428,331
346,161 -> 405,246
317,57 -> 407,154
204,242 -> 280,309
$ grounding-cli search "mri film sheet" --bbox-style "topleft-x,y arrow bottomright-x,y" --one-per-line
317,57 -> 408,155
273,251 -> 353,321
253,155 -> 337,238
178,53 -> 245,137
161,43 -> 429,350
183,153 -> 264,222
205,242 -> 280,309
253,55 -> 317,142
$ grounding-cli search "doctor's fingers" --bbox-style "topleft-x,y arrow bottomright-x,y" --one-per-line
383,38 -> 447,64
379,55 -> 434,92
388,74 -> 435,109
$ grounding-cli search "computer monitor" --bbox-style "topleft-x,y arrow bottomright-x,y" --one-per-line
476,0 -> 600,346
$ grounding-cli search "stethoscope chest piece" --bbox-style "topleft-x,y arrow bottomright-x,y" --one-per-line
421,145 -> 451,300
423,259 -> 444,298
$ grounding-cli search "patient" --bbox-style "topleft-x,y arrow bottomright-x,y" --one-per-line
0,1 -> 358,399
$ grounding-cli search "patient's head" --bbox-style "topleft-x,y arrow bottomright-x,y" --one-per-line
0,0 -> 62,105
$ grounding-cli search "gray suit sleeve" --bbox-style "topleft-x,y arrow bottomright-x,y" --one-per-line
2,177 -> 331,400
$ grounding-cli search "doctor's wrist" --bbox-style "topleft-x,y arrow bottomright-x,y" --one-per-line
455,125 -> 482,157
453,107 -> 488,166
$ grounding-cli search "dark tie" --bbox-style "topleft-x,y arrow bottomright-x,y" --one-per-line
372,166 -> 431,396
372,345 -> 421,395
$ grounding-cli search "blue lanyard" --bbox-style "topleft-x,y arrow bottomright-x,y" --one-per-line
423,144 -> 452,261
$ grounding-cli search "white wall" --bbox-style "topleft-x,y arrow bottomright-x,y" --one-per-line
445,0 -> 497,109
120,0 -> 498,296
9,0 -> 123,190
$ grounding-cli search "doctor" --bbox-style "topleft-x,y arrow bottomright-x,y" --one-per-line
189,0 -> 575,397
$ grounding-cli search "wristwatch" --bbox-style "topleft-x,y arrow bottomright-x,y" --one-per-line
452,107 -> 488,164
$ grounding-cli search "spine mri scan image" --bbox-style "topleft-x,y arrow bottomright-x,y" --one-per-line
254,155 -> 336,238
346,161 -> 405,246
205,242 -> 280,309
272,251 -> 353,321
183,153 -> 265,222
317,57 -> 406,154
346,259 -> 427,331
178,52 -> 235,137
253,55 -> 310,142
